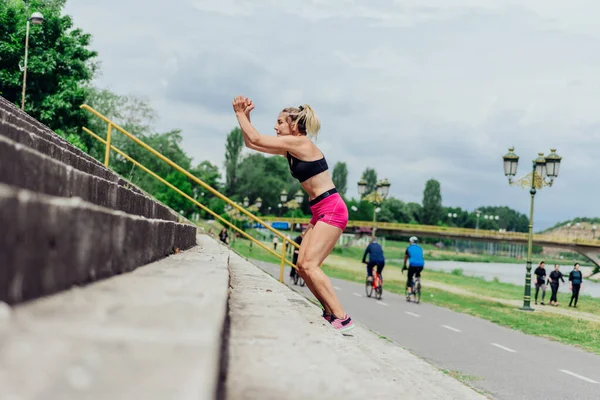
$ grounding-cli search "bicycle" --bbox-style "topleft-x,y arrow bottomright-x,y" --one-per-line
365,270 -> 383,300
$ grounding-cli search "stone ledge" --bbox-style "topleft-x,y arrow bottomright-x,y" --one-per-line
0,183 -> 196,304
0,134 -> 176,222
0,234 -> 230,400
225,252 -> 486,400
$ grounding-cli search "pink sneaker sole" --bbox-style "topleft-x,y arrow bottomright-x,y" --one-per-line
331,315 -> 355,332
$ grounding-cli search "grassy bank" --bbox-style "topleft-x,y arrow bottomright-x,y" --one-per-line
230,239 -> 600,355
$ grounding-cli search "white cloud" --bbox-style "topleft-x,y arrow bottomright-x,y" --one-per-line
64,0 -> 600,229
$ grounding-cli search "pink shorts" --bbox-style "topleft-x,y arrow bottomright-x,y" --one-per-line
309,191 -> 348,230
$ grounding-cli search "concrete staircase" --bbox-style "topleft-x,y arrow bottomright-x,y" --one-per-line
0,95 -> 197,304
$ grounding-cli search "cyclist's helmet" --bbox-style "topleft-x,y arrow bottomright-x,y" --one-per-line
409,236 -> 418,244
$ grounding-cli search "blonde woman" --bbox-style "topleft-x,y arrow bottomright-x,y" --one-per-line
232,96 -> 354,332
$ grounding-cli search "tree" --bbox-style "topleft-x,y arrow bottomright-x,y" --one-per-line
331,162 -> 348,195
405,202 -> 422,224
380,197 -> 410,223
224,127 -> 244,195
361,167 -> 378,197
0,0 -> 98,146
422,179 -> 442,225
234,153 -> 292,213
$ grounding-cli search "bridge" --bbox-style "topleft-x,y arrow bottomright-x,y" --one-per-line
260,217 -> 600,267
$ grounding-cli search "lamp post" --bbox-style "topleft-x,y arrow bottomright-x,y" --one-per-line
357,178 -> 391,238
280,189 -> 304,231
21,11 -> 45,111
503,147 -> 562,311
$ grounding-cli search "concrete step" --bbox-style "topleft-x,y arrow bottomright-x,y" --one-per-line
0,97 -> 113,177
0,234 -> 230,400
0,96 -> 180,223
225,253 -> 486,400
0,183 -> 196,304
0,134 -> 176,222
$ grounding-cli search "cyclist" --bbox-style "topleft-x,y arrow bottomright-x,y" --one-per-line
362,237 -> 385,283
403,236 -> 424,299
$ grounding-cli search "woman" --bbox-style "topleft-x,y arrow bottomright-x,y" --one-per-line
548,264 -> 565,307
568,263 -> 583,308
232,96 -> 354,332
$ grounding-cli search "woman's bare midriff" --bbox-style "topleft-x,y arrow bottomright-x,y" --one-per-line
300,171 -> 336,200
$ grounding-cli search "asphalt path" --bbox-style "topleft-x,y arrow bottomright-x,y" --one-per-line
254,260 -> 600,400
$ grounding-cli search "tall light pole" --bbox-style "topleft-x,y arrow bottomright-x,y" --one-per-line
503,147 -> 562,311
280,189 -> 304,232
21,11 -> 45,111
357,178 -> 391,238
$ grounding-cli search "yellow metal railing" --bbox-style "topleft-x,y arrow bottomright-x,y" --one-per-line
260,216 -> 600,247
80,104 -> 299,282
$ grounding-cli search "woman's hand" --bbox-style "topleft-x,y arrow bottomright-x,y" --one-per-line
232,96 -> 247,114
244,98 -> 254,116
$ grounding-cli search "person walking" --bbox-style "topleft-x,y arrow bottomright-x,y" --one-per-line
534,261 -> 547,305
233,95 -> 354,332
548,264 -> 565,307
568,263 -> 583,308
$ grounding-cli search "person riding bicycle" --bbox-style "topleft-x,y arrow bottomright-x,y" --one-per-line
403,236 -> 424,298
362,237 -> 385,283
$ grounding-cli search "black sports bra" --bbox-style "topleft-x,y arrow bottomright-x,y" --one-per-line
286,152 -> 329,183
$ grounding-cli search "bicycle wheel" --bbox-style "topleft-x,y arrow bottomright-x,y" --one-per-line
365,277 -> 373,297
414,280 -> 421,304
374,275 -> 382,300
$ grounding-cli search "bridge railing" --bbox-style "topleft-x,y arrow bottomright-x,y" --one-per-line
80,104 -> 299,282
260,217 -> 600,247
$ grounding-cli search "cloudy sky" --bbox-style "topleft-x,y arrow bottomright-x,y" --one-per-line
64,0 -> 600,230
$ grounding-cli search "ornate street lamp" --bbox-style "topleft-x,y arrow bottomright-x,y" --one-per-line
503,147 -> 562,311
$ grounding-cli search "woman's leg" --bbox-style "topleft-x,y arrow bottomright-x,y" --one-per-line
574,284 -> 581,307
296,221 -> 347,319
295,225 -> 331,315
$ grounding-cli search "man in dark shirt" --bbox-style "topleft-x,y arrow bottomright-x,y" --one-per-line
362,238 -> 385,283
569,263 -> 583,308
548,264 -> 565,306
290,229 -> 306,280
534,261 -> 547,305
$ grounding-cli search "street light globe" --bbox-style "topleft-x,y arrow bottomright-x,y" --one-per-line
294,190 -> 304,204
255,197 -> 262,209
502,147 -> 519,179
495,215 -> 500,220
357,179 -> 367,196
544,149 -> 562,179
351,205 -> 358,212
280,189 -> 288,203
243,196 -> 249,208
534,153 -> 547,179
377,178 -> 391,198
30,12 -> 44,24
448,212 -> 452,218
453,213 -> 457,218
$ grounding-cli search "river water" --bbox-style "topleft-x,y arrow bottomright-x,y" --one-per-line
391,259 -> 600,298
